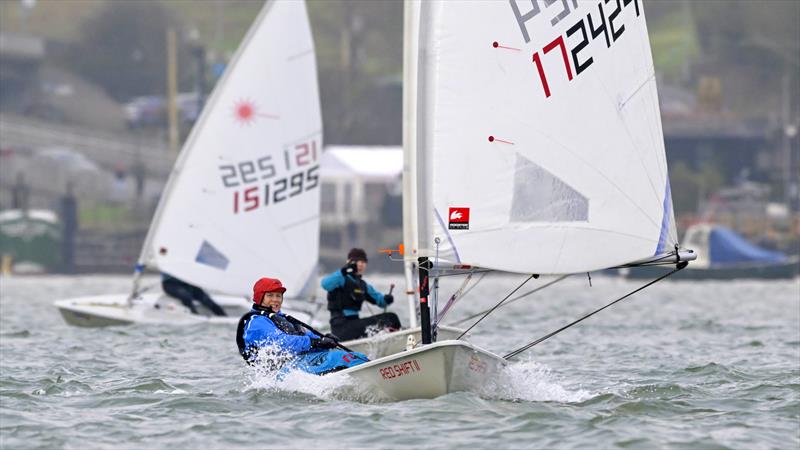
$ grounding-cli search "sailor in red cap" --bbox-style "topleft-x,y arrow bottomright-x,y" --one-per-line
236,277 -> 368,374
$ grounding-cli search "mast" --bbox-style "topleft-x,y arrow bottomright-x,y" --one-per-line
417,257 -> 432,344
402,0 -> 421,329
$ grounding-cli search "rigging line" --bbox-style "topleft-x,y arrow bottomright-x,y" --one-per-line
456,274 -> 537,340
457,270 -> 490,300
450,275 -> 568,326
433,269 -> 494,278
611,251 -> 679,269
433,208 -> 461,263
132,280 -> 161,299
436,270 -> 476,323
503,261 -> 688,360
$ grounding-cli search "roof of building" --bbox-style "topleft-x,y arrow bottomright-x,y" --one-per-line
321,146 -> 402,180
0,33 -> 45,61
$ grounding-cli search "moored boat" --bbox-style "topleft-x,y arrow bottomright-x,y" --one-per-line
621,223 -> 799,280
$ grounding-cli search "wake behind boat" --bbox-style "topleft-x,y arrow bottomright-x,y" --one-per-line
55,0 -> 324,327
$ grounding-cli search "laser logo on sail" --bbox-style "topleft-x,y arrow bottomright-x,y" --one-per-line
448,207 -> 470,230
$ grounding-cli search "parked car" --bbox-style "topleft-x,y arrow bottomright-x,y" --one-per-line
176,92 -> 202,125
124,96 -> 166,129
124,93 -> 202,129
32,146 -> 100,173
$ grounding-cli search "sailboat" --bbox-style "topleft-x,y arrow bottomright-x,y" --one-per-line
335,0 -> 696,400
55,0 -> 324,327
622,222 -> 799,280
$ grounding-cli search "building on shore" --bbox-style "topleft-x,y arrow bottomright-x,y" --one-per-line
319,146 -> 403,273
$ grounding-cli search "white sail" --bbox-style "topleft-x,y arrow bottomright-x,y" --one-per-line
414,0 -> 677,274
139,0 -> 322,298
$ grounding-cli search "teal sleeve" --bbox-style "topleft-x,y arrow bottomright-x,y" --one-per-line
365,282 -> 385,307
321,270 -> 345,292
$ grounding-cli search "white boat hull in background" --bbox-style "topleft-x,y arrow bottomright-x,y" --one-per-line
337,340 -> 506,401
343,325 -> 463,360
54,294 -> 317,327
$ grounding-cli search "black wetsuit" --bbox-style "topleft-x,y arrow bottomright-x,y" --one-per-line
162,274 -> 226,316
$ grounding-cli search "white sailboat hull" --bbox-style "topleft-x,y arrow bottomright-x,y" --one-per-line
54,294 -> 316,327
337,340 -> 506,401
343,325 -> 463,360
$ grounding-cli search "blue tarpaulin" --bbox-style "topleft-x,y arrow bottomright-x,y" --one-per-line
709,227 -> 788,266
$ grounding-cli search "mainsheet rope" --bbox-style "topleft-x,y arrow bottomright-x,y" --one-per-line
456,274 -> 538,340
503,261 -> 688,360
451,275 -> 569,327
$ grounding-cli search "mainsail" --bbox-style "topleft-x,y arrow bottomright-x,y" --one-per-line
411,0 -> 678,275
137,0 -> 323,298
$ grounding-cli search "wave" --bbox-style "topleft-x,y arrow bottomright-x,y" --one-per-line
488,360 -> 594,403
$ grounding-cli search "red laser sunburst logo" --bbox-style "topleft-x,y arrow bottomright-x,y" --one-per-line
232,99 -> 279,125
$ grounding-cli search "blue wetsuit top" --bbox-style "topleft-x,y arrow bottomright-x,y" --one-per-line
238,308 -> 319,360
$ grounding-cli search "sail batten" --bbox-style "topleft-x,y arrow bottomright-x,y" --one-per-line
413,0 -> 678,275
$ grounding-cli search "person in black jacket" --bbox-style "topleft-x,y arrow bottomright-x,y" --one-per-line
320,248 -> 401,341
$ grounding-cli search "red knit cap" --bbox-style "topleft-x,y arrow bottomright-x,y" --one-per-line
252,277 -> 286,302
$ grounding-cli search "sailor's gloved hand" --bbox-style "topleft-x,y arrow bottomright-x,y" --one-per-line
341,261 -> 358,276
324,333 -> 340,341
383,294 -> 394,305
310,336 -> 337,350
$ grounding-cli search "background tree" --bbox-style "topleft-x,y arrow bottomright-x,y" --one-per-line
68,1 -> 192,102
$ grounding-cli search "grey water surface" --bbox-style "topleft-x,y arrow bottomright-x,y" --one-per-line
1,274 -> 798,449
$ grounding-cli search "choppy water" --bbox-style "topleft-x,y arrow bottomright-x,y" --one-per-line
1,274 -> 798,449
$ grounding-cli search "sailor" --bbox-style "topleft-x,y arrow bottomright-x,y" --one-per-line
236,277 -> 368,374
161,273 -> 227,316
321,248 -> 401,341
